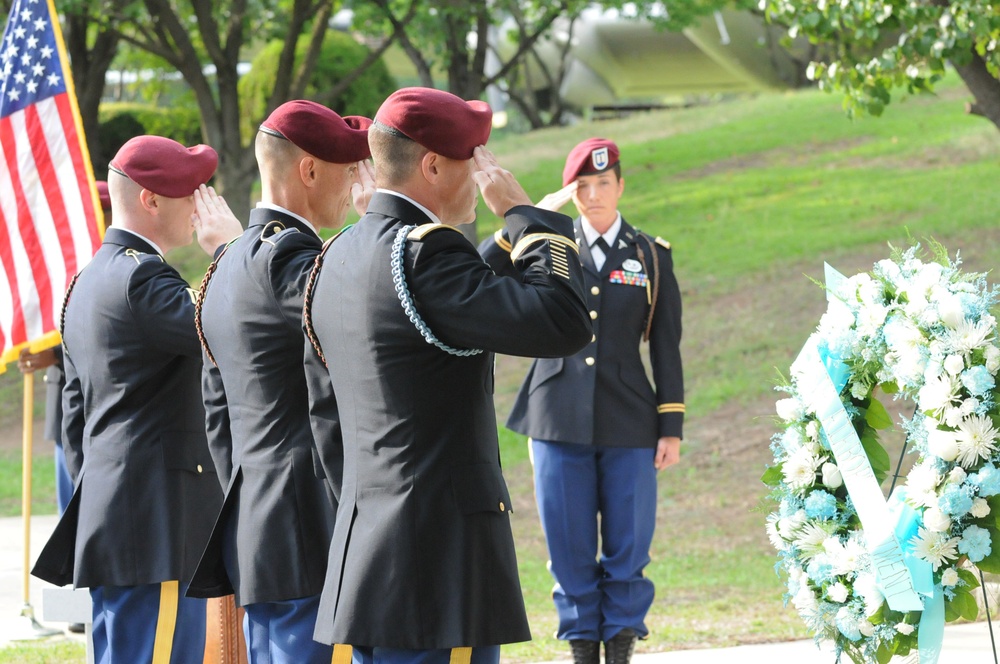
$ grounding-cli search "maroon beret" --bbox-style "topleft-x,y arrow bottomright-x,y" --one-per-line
563,138 -> 621,186
260,100 -> 372,163
109,136 -> 218,198
95,180 -> 110,212
374,87 -> 492,160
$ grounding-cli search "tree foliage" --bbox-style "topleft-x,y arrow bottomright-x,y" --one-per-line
762,0 -> 1000,131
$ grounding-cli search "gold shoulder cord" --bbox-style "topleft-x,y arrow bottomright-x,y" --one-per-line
303,235 -> 342,368
195,241 -> 235,367
58,271 -> 82,359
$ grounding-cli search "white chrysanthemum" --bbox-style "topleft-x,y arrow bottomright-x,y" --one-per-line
944,407 -> 964,428
776,397 -> 807,423
827,581 -> 848,603
971,497 -> 991,519
961,397 -> 980,416
927,428 -> 959,462
766,513 -> 785,549
794,522 -> 834,559
955,414 -> 999,468
805,420 -> 820,442
941,567 -> 959,587
906,463 -> 943,507
909,527 -> 960,571
854,572 -> 885,617
895,622 -> 915,635
944,354 -> 965,376
783,447 -> 821,491
827,536 -> 866,575
945,318 -> 993,355
918,374 -> 958,413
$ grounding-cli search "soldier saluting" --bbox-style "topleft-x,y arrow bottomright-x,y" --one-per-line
303,87 -> 593,664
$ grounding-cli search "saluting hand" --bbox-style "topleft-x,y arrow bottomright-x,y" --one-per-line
472,146 -> 532,218
193,185 -> 243,255
536,182 -> 578,212
655,436 -> 680,471
352,159 -> 376,217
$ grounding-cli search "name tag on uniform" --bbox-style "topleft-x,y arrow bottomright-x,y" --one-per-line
608,270 -> 648,287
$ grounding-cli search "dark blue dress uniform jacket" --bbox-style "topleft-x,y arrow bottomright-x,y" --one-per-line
481,217 -> 684,446
303,192 -> 592,649
32,228 -> 222,589
187,208 -> 335,606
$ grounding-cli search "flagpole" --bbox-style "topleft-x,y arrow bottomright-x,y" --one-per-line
12,371 -> 59,639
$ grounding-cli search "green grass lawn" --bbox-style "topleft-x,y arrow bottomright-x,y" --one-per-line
5,74 -> 1000,660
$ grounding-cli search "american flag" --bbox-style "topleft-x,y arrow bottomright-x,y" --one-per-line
0,0 -> 102,368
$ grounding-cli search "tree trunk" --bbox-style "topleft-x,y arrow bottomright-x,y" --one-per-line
950,48 -> 1000,132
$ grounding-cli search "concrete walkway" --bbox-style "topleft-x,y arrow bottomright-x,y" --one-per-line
0,515 -> 998,662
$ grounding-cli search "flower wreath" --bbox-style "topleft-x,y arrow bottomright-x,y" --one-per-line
764,243 -> 1000,664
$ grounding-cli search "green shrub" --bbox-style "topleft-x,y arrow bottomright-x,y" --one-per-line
239,31 -> 397,140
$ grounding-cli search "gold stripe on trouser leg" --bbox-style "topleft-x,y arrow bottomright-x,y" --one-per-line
449,647 -> 473,664
151,580 -> 179,664
332,644 -> 353,664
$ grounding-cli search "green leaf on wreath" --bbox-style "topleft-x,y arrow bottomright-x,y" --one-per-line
946,591 -> 979,622
875,640 -> 895,664
761,464 -> 784,487
860,427 -> 891,484
957,567 -> 981,590
880,381 -> 899,395
865,397 -> 893,429
989,495 -> 1000,526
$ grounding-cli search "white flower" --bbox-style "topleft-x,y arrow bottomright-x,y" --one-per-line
895,622 -> 915,635
858,620 -> 875,637
794,522 -> 834,558
918,374 -> 958,413
827,581 -> 849,603
784,447 -> 821,491
806,420 -> 820,442
923,506 -> 951,532
944,407 -> 964,428
945,318 -> 993,355
948,467 -> 967,484
941,567 -> 959,587
961,397 -> 980,416
776,397 -> 807,422
972,497 -> 991,519
927,429 -> 959,462
854,572 -> 885,617
827,536 -> 866,575
909,527 -> 960,570
907,463 -> 943,506
822,462 -> 843,489
937,293 -> 965,329
778,509 -> 808,538
986,345 -> 1000,374
944,354 -> 965,375
792,581 -> 819,616
955,414 -> 999,468
766,513 -> 785,549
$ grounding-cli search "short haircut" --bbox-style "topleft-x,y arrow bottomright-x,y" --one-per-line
368,123 -> 428,188
255,129 -> 305,176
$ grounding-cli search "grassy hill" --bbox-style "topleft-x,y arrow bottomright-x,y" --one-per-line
4,75 -> 1000,661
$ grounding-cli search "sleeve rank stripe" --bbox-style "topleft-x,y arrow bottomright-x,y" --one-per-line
657,403 -> 686,413
493,228 -> 512,253
510,233 -> 580,261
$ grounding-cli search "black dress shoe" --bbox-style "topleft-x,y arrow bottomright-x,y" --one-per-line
67,622 -> 85,633
603,628 -> 637,664
569,639 -> 600,664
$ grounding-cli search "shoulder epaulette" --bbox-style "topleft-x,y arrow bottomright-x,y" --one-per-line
261,220 -> 298,245
407,223 -> 461,241
655,237 -> 671,251
493,228 -> 512,253
125,248 -> 164,264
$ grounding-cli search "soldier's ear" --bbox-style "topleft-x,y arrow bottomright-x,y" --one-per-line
138,188 -> 159,214
299,156 -> 318,187
419,151 -> 440,183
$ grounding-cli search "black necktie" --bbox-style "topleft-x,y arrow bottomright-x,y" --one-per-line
592,237 -> 610,254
